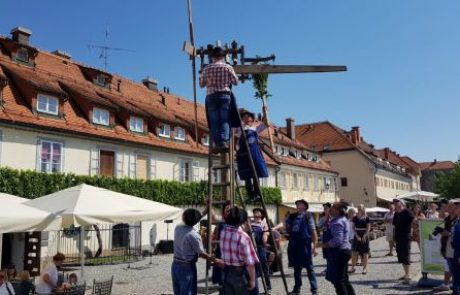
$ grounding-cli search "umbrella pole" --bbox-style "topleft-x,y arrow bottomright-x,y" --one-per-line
80,226 -> 85,280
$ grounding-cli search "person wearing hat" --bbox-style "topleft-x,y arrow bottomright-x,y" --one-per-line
236,109 -> 268,201
392,199 -> 414,284
451,200 -> 460,295
199,46 -> 239,152
172,208 -> 224,295
274,199 -> 318,295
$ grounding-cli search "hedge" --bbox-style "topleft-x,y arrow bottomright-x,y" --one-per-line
0,167 -> 282,205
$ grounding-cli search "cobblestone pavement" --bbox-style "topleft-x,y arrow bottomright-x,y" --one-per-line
83,237 -> 445,295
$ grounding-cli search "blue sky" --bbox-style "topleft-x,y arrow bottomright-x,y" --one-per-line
0,0 -> 459,162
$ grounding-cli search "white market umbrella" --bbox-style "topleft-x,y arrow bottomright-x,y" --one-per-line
396,191 -> 439,202
365,207 -> 390,213
25,184 -> 182,278
25,184 -> 182,228
0,198 -> 61,233
0,192 -> 28,203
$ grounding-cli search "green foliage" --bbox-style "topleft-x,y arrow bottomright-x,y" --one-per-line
436,161 -> 460,198
0,167 -> 282,205
252,62 -> 271,99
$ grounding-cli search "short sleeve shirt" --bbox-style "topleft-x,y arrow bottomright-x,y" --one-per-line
393,209 -> 414,240
173,224 -> 205,262
36,262 -> 58,294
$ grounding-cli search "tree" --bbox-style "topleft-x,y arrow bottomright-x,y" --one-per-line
436,161 -> 460,197
252,69 -> 275,152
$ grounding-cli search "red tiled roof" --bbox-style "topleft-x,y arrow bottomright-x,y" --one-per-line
420,161 -> 455,171
0,35 -> 335,172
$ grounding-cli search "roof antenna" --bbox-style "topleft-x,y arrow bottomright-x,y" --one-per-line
88,24 -> 134,71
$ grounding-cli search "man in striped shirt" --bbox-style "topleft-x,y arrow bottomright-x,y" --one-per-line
220,206 -> 259,294
199,46 -> 239,152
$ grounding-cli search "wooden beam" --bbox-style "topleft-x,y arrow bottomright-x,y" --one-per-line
233,64 -> 347,75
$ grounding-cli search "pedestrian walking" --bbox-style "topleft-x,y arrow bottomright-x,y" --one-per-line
274,199 -> 318,295
200,46 -> 239,152
349,204 -> 370,275
384,204 -> 395,256
319,202 -> 356,295
220,206 -> 259,295
393,199 -> 414,284
171,208 -> 223,295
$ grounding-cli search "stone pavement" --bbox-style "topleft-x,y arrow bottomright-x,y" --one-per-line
83,237 -> 447,295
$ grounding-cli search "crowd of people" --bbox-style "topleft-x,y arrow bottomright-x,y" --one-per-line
0,254 -> 80,295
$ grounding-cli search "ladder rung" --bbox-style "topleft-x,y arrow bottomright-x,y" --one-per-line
212,164 -> 231,170
212,182 -> 231,187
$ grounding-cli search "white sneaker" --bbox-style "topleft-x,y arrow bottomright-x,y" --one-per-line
433,283 -> 450,291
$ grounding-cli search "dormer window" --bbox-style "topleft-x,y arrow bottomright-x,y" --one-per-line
159,123 -> 170,138
282,147 -> 289,157
95,74 -> 108,87
92,107 -> 110,126
202,134 -> 210,146
130,116 -> 144,133
174,127 -> 186,141
16,48 -> 29,63
37,94 -> 59,116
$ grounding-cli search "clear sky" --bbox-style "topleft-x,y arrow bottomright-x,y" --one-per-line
0,1 -> 459,162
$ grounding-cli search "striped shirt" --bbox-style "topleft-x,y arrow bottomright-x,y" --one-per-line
200,61 -> 238,95
220,225 -> 259,266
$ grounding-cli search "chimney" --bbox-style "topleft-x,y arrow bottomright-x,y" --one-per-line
286,118 -> 295,140
142,77 -> 159,92
384,147 -> 390,160
52,50 -> 72,60
351,126 -> 361,144
11,27 -> 32,45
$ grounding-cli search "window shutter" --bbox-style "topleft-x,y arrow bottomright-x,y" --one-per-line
149,157 -> 157,180
90,148 -> 99,176
36,139 -> 42,172
179,160 -> 185,182
129,153 -> 136,178
116,152 -> 124,178
173,162 -> 180,181
192,161 -> 200,181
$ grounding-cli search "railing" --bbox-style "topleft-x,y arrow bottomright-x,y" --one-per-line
56,223 -> 141,266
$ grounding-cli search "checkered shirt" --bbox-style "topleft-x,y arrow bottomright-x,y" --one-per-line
200,61 -> 238,95
220,225 -> 259,266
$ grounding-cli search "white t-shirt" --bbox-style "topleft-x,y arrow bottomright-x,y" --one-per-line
384,212 -> 395,233
0,282 -> 15,295
35,263 -> 58,294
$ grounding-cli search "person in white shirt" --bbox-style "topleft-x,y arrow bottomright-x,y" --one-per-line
0,270 -> 15,295
35,253 -> 65,295
384,205 -> 395,256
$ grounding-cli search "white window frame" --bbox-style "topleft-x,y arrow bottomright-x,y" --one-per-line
95,74 -> 107,87
39,140 -> 63,173
179,159 -> 199,182
202,134 -> 210,146
130,116 -> 144,133
92,107 -> 110,126
37,94 -> 59,115
174,127 -> 186,141
159,123 -> 170,138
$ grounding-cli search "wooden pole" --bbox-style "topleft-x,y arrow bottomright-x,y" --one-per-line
187,0 -> 199,147
261,95 -> 275,152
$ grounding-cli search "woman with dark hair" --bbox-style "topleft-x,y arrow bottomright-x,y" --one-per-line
349,205 -> 370,275
319,202 -> 356,295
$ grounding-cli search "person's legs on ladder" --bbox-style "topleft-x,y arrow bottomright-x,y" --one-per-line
218,94 -> 231,147
206,94 -> 222,148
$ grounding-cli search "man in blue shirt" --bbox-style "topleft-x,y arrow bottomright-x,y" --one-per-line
275,199 -> 318,295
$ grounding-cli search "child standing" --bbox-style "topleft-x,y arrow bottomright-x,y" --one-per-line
200,47 -> 239,152
236,110 -> 268,201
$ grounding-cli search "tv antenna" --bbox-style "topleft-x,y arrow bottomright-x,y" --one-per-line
88,25 -> 134,71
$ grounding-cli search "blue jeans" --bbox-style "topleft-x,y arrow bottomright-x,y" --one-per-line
206,93 -> 230,146
293,262 -> 318,294
171,261 -> 197,295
